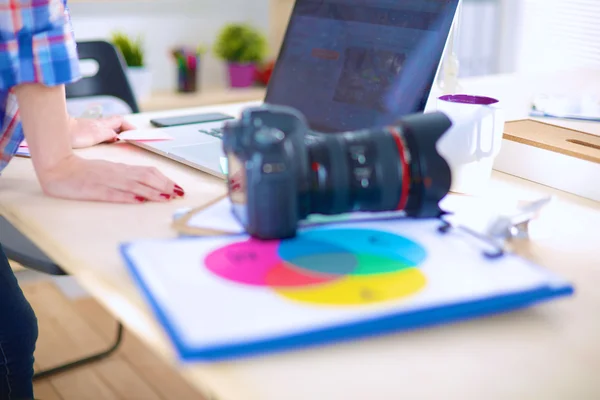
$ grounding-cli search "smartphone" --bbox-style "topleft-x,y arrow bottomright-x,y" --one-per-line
150,112 -> 234,128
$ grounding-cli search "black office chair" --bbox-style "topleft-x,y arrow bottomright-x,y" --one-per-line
0,40 -> 139,380
66,40 -> 140,113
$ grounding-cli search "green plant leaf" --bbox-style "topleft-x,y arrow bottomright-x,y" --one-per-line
111,31 -> 145,67
213,23 -> 267,64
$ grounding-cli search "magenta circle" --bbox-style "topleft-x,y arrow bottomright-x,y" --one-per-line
205,239 -> 281,286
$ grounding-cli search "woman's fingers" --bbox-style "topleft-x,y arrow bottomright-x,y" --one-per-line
107,165 -> 184,200
76,181 -> 146,204
97,124 -> 119,143
97,187 -> 146,203
131,166 -> 183,197
110,176 -> 171,202
120,119 -> 137,131
149,166 -> 185,196
103,116 -> 136,133
38,156 -> 186,204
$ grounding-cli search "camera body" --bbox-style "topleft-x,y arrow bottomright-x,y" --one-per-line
222,104 -> 453,240
222,105 -> 311,239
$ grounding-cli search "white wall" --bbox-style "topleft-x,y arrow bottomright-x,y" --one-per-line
492,0 -> 600,74
511,0 -> 600,73
454,0 -> 503,77
68,0 -> 270,92
452,0 -> 600,77
69,0 -> 599,93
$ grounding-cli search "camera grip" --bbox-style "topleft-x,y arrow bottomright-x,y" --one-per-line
248,174 -> 299,240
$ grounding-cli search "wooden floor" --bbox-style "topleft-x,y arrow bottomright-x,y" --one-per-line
21,281 -> 207,400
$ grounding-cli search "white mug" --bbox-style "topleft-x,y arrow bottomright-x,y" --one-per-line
435,95 -> 505,195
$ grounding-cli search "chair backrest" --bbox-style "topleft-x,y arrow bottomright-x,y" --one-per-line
66,40 -> 140,113
0,217 -> 66,275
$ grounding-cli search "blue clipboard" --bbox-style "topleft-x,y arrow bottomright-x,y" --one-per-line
118,219 -> 574,363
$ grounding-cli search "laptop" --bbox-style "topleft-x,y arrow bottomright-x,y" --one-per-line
129,0 -> 461,179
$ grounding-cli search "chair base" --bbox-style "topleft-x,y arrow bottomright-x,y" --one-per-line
33,322 -> 124,381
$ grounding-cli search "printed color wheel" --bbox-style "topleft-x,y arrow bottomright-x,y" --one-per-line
204,228 -> 428,306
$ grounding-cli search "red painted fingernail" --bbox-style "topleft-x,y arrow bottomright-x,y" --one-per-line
160,193 -> 172,199
135,196 -> 146,202
174,185 -> 185,197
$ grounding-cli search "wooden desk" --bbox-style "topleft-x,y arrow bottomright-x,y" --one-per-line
1,71 -> 600,400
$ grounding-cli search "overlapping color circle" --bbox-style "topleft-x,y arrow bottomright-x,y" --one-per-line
204,228 -> 428,306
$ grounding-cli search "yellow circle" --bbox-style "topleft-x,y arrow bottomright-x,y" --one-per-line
274,267 -> 426,307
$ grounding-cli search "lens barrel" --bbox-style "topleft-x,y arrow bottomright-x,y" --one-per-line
303,111 -> 452,219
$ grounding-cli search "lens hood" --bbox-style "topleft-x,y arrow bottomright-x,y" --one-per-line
399,111 -> 453,217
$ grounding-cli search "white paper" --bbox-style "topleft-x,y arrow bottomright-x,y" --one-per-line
183,194 -> 512,235
118,129 -> 174,141
122,218 -> 570,358
532,93 -> 600,121
187,198 -> 244,234
185,197 -> 414,234
15,147 -> 30,157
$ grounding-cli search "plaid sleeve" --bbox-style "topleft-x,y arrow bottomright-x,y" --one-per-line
0,0 -> 81,90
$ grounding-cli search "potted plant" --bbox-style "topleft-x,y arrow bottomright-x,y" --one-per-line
213,23 -> 268,88
111,31 -> 152,101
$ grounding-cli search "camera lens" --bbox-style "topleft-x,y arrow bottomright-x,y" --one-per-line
301,112 -> 452,219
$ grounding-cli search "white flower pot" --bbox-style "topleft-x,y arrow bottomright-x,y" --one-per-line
126,66 -> 152,102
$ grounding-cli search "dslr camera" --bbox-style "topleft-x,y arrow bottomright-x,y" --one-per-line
222,104 -> 452,240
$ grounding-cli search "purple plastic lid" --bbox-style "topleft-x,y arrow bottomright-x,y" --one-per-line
439,94 -> 499,105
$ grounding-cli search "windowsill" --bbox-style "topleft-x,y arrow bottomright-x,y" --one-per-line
138,86 -> 266,112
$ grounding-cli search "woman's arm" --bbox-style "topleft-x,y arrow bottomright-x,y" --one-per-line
15,81 -> 184,202
14,81 -> 184,203
1,2 -> 185,202
14,83 -> 74,178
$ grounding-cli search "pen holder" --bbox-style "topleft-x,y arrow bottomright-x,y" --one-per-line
177,66 -> 198,93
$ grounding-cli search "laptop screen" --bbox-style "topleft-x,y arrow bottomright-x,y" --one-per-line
264,0 -> 460,133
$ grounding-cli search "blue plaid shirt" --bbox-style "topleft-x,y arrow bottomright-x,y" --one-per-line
0,0 -> 81,173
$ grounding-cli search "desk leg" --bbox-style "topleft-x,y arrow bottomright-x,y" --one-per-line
33,321 -> 124,380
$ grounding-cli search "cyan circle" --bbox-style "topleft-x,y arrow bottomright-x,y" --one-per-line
298,228 -> 427,267
278,237 -> 358,276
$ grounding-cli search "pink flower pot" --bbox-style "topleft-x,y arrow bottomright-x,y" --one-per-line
227,63 -> 256,88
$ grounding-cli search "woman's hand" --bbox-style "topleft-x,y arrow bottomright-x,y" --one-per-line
37,154 -> 185,203
14,83 -> 183,204
70,116 -> 136,148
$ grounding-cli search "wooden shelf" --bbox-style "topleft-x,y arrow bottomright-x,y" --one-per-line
139,87 -> 266,112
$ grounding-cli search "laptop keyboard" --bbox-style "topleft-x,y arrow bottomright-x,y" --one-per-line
200,127 -> 224,139
200,127 -> 318,139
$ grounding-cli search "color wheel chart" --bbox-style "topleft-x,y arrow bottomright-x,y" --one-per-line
204,228 -> 428,307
